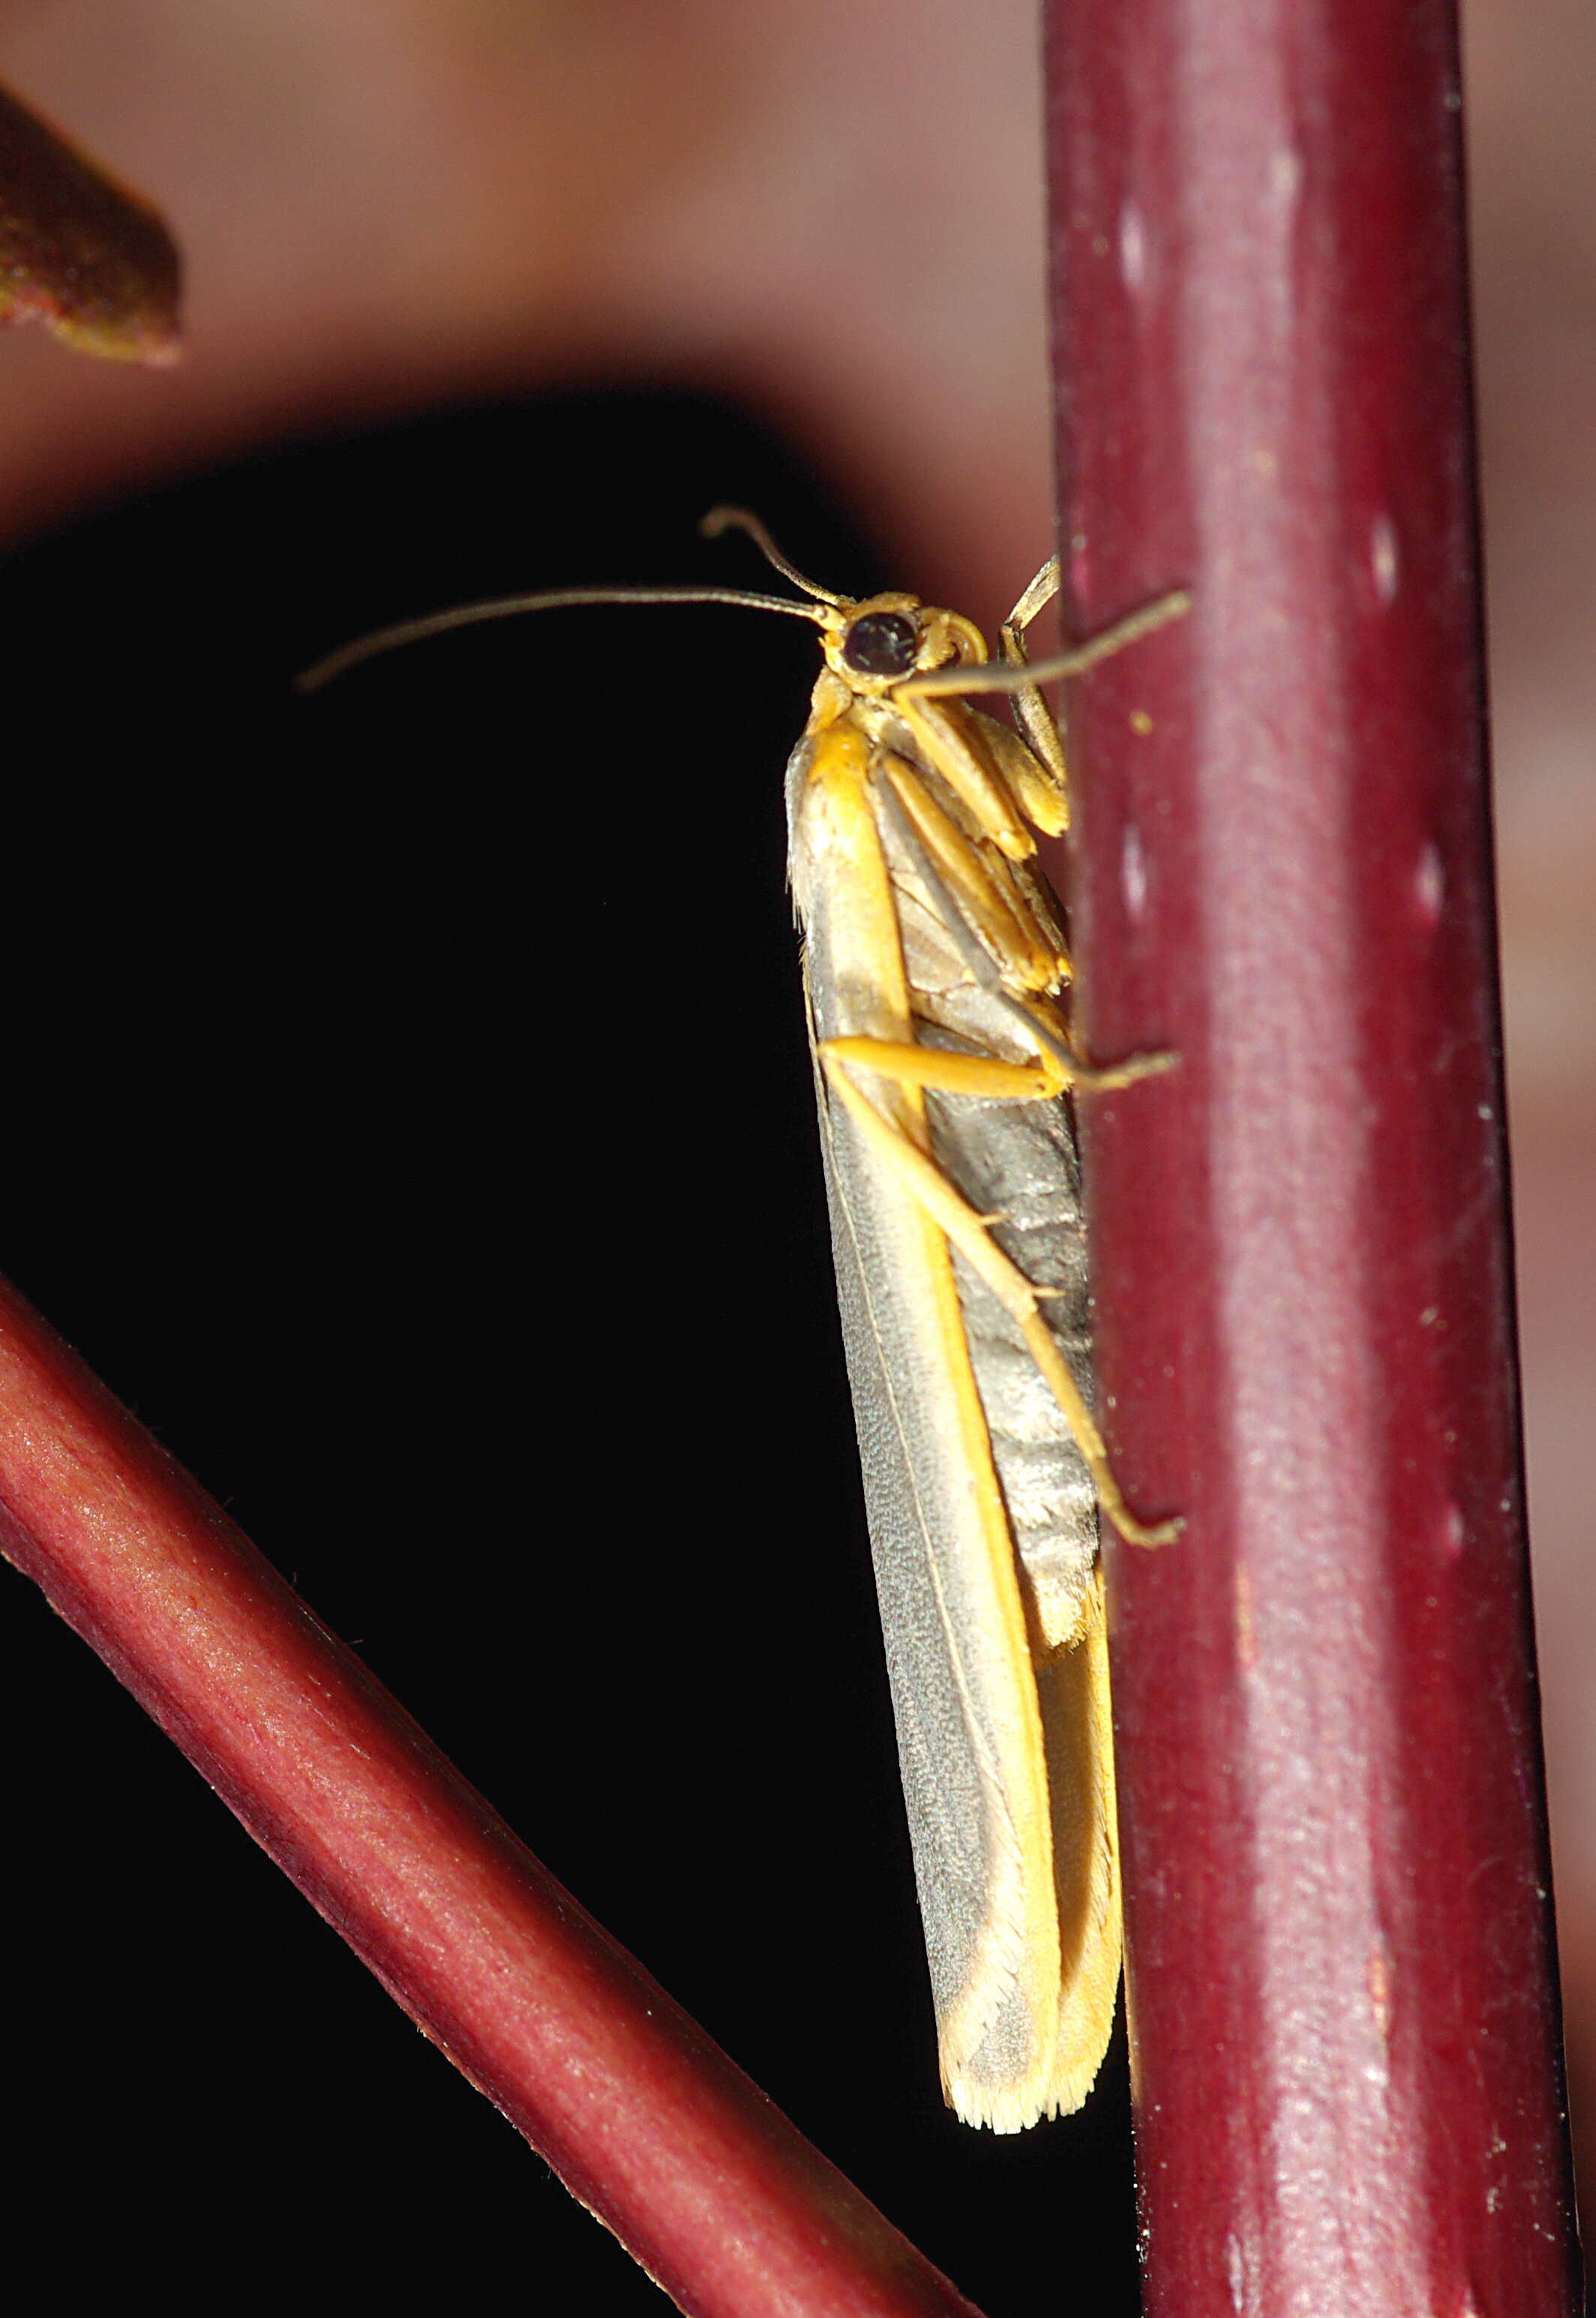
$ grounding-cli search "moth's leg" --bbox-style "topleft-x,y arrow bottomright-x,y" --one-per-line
892,578 -> 1182,853
916,561 -> 1190,831
1005,554 -> 1064,633
823,1036 -> 1064,1102
820,1046 -> 1181,1549
866,766 -> 1176,1096
876,752 -> 1061,990
964,707 -> 1072,844
822,1032 -> 1173,1100
890,692 -> 1036,861
998,556 -> 1072,816
986,842 -> 1072,983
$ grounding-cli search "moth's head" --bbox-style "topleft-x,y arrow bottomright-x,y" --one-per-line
822,593 -> 990,698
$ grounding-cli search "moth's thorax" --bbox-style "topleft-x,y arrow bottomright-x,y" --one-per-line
802,673 -> 916,765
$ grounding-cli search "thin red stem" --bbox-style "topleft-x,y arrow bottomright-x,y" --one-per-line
0,1277 -> 979,2318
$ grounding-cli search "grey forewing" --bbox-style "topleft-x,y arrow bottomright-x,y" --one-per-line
808,1025 -> 1000,2020
786,726 -> 1100,2039
788,734 -> 1023,2025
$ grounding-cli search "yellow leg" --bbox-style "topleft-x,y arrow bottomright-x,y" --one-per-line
822,1033 -> 1176,1102
874,753 -> 1059,992
820,1049 -> 1181,1550
965,707 -> 1071,843
999,556 -> 1072,809
891,691 -> 1036,862
1006,554 -> 1064,634
824,1036 -> 1064,1101
862,761 -> 1175,1097
892,554 -> 1189,839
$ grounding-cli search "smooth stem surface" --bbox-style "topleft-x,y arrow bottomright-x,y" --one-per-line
1044,0 -> 1582,2310
0,1278 -> 980,2318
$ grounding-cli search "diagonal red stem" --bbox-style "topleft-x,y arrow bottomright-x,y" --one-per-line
0,1275 -> 980,2318
1043,1 -> 1582,2310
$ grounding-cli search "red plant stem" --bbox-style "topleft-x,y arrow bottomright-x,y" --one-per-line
0,1278 -> 979,2318
1044,2 -> 1582,2312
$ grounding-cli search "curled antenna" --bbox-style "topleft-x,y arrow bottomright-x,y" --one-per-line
700,506 -> 848,607
296,581 -> 829,693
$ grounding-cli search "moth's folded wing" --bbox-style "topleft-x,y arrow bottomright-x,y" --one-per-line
818,1072 -> 1082,2129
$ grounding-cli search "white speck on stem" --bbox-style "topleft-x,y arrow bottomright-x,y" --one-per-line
1269,148 -> 1304,206
1122,822 -> 1148,917
1119,201 -> 1147,293
1226,2232 -> 1250,2313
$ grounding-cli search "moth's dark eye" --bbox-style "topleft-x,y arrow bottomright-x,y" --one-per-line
842,611 -> 919,678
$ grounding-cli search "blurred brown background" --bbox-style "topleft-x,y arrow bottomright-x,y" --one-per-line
0,0 -> 1589,2297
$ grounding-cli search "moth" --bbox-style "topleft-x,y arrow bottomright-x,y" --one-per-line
301,515 -> 1185,2130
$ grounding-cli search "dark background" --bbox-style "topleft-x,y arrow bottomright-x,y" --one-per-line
0,395 -> 1138,2313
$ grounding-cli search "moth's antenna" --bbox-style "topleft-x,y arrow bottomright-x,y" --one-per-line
898,590 -> 1192,702
700,506 -> 848,607
296,582 -> 829,693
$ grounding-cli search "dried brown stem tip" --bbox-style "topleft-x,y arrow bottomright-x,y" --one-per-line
0,80 -> 180,363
